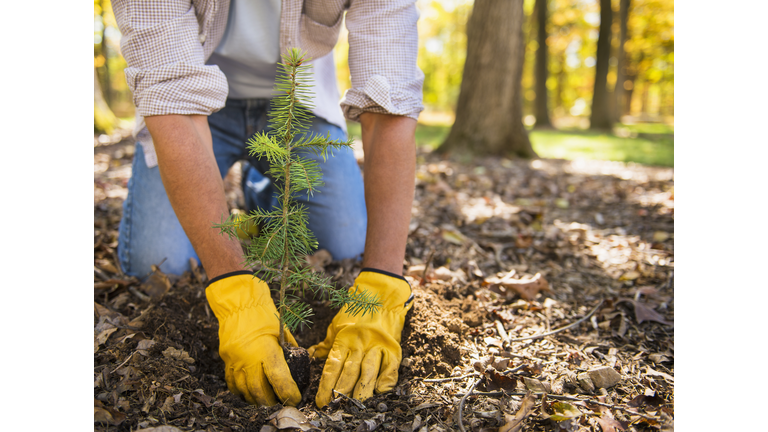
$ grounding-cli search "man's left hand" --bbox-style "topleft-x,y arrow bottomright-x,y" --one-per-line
308,269 -> 413,408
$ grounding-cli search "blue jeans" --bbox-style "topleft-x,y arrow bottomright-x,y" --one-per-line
118,98 -> 367,277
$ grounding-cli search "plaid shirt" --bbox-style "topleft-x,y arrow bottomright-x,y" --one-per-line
113,0 -> 424,167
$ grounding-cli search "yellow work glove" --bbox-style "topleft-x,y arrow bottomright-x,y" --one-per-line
205,271 -> 302,407
309,269 -> 414,408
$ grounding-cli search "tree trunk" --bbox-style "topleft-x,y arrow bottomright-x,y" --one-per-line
438,0 -> 536,158
533,0 -> 552,128
589,0 -> 613,130
95,66 -> 118,134
555,52 -> 566,114
100,0 -> 112,106
612,0 -> 631,123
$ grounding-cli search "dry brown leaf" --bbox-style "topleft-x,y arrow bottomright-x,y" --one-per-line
95,328 -> 117,347
268,406 -> 314,431
645,367 -> 674,383
306,249 -> 332,272
94,399 -> 126,426
142,267 -> 171,300
484,369 -> 517,391
619,271 -> 641,281
595,415 -> 626,432
486,272 -> 550,301
499,392 -> 536,432
162,347 -> 195,364
619,299 -> 672,326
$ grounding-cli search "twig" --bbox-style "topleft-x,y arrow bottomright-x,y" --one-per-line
129,286 -> 151,302
506,299 -> 604,343
332,389 -> 366,410
457,378 -> 478,432
421,249 -> 435,284
111,351 -> 135,374
423,372 -> 479,383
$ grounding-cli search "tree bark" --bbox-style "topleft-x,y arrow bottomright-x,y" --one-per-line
100,0 -> 112,106
534,0 -> 552,128
612,0 -> 631,122
95,66 -> 118,134
438,0 -> 536,158
589,0 -> 613,129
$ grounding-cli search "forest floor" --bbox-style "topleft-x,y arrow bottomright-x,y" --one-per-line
94,136 -> 674,432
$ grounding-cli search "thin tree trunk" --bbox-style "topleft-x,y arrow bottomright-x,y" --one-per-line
100,0 -> 111,106
555,52 -> 566,114
95,66 -> 118,134
439,0 -> 536,158
589,0 -> 613,129
534,0 -> 552,128
612,0 -> 631,123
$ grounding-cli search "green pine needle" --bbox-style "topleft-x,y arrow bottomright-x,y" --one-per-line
214,48 -> 381,344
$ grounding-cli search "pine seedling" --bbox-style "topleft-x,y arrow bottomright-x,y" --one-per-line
216,48 -> 381,345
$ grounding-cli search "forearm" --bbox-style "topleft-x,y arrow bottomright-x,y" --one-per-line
359,113 -> 417,275
145,114 -> 246,279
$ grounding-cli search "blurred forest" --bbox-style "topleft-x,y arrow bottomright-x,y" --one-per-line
94,0 -> 673,164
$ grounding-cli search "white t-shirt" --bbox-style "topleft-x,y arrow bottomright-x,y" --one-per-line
207,0 -> 346,131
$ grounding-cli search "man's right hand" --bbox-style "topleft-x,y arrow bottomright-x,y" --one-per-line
206,272 -> 302,406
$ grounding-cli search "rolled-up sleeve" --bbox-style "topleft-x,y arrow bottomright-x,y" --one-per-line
113,0 -> 228,117
341,0 -> 425,122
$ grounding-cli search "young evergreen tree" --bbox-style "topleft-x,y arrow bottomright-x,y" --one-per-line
216,48 -> 380,345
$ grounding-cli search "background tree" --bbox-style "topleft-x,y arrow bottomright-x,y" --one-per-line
612,0 -> 631,121
534,0 -> 552,128
438,0 -> 536,158
94,66 -> 118,134
589,0 -> 613,129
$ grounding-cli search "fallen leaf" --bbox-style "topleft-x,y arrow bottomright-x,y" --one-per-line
652,231 -> 670,242
95,328 -> 117,349
484,369 -> 517,391
619,299 -> 672,326
522,377 -> 549,393
547,402 -> 582,421
645,367 -> 674,383
94,399 -> 126,426
411,414 -> 423,431
484,337 -> 503,347
635,286 -> 658,297
441,228 -> 466,245
142,267 -> 171,300
619,271 -> 640,281
162,347 -> 195,364
485,272 -> 550,301
413,402 -> 440,411
499,392 -> 535,432
492,357 -> 511,371
137,339 -> 156,356
268,406 -> 314,431
306,249 -> 332,272
595,415 -> 626,432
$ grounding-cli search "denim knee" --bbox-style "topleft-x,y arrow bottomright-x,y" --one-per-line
118,144 -> 199,277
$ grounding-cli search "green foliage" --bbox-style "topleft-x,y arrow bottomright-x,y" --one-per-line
215,49 -> 381,342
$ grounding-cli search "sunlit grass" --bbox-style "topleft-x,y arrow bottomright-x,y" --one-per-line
531,129 -> 673,167
347,121 -> 673,167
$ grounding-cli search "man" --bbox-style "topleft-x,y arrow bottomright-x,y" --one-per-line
113,0 -> 423,408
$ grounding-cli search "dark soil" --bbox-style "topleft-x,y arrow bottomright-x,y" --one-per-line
284,345 -> 311,394
95,137 -> 674,431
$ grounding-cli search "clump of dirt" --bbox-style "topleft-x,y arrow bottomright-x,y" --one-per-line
401,285 -> 485,378
283,345 -> 310,392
